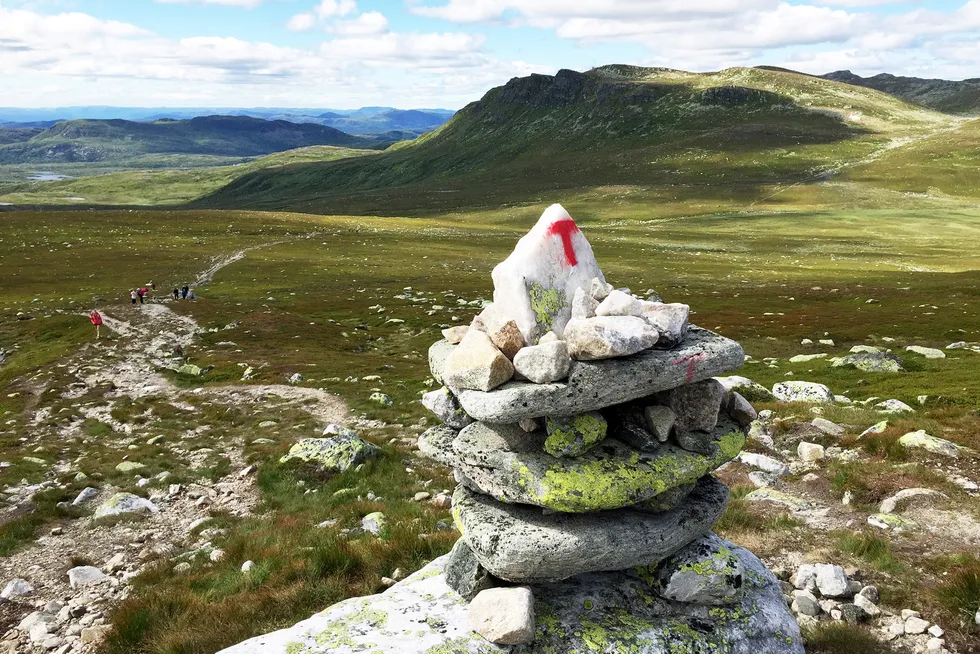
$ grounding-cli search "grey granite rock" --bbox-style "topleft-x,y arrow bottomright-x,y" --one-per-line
216,540 -> 803,654
728,392 -> 758,427
445,539 -> 496,601
652,532 -> 745,605
421,387 -> 473,429
660,379 -> 727,433
643,405 -> 676,443
512,341 -> 571,384
454,477 -> 728,583
450,419 -> 744,512
428,339 -> 454,384
830,352 -> 904,373
643,302 -> 690,349
456,327 -> 744,423
418,425 -> 460,467
564,315 -> 658,360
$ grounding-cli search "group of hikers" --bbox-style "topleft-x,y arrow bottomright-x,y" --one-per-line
88,280 -> 199,339
128,282 -> 196,306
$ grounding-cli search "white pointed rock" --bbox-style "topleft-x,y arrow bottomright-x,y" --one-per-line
642,302 -> 690,348
490,204 -> 605,343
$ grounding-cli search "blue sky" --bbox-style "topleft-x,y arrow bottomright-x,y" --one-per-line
1,0 -> 977,108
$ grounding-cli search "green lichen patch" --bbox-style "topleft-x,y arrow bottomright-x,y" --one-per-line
279,434 -> 379,473
544,412 -> 608,458
528,282 -> 566,339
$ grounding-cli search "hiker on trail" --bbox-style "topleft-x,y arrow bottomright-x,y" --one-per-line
137,288 -> 145,304
150,281 -> 156,291
130,290 -> 138,306
172,288 -> 179,300
181,285 -> 189,300
90,310 -> 103,339
189,289 -> 196,300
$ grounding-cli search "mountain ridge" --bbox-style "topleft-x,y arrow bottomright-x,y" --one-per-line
194,64 -> 950,216
0,115 -> 383,165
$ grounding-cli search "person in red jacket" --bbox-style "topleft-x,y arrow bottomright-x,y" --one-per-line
90,310 -> 103,339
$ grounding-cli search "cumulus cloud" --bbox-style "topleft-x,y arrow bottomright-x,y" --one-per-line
286,12 -> 317,31
155,0 -> 266,8
0,3 -> 545,107
330,11 -> 390,36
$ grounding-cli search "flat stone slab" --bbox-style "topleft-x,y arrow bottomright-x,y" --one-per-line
440,327 -> 743,423
454,476 -> 728,583
216,538 -> 803,654
451,419 -> 744,512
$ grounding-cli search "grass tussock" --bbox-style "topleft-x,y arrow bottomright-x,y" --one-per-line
804,622 -> 895,654
836,532 -> 905,574
932,554 -> 980,632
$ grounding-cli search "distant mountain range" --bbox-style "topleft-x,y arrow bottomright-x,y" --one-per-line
0,115 -> 382,165
0,106 -> 456,137
818,71 -> 980,114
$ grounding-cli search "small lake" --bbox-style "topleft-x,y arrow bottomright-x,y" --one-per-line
27,172 -> 73,181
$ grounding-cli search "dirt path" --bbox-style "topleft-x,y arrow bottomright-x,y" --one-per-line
0,241 -> 348,653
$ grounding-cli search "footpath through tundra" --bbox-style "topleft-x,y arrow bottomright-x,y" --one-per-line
0,245 -> 350,653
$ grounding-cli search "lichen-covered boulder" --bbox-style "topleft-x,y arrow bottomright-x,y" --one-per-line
564,316 -> 658,360
830,352 -> 904,373
898,430 -> 961,458
421,387 -> 473,429
428,339 -> 454,384
454,477 -> 728,583
544,411 -> 607,458
649,532 -> 744,605
94,492 -> 158,519
215,541 -> 803,654
279,434 -> 379,472
772,381 -> 835,404
450,419 -> 744,512
490,204 -> 605,344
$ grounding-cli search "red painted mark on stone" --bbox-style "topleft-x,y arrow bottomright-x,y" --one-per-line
671,353 -> 707,382
546,219 -> 580,266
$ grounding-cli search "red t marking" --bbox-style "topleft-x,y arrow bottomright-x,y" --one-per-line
671,353 -> 707,382
546,219 -> 580,266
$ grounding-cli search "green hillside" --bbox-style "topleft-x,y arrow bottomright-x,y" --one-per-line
194,65 -> 953,217
0,145 -> 378,206
821,70 -> 980,114
0,116 -> 379,165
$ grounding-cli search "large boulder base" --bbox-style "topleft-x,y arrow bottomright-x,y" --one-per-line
215,541 -> 803,654
450,419 -> 745,512
453,476 -> 728,583
451,327 -> 744,423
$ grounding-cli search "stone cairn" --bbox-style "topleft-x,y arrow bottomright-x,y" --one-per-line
415,204 -> 802,651
217,204 -> 803,654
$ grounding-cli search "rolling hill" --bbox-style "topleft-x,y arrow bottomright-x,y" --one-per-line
0,116 -> 381,165
820,70 -> 980,114
195,65 -> 952,216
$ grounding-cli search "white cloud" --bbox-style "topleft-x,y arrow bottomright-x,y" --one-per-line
155,0 -> 266,8
286,12 -> 317,31
331,11 -> 389,36
0,4 -> 543,107
315,0 -> 357,18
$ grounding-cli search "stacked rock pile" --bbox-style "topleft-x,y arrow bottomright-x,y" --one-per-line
216,204 -> 803,654
415,204 -> 803,651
